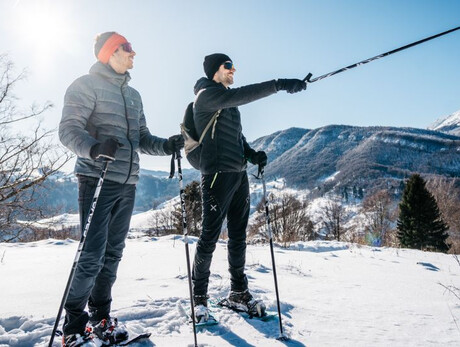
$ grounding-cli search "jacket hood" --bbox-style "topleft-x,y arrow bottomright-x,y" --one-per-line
194,77 -> 225,95
89,61 -> 131,87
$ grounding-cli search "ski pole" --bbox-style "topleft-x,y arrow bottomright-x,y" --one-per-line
174,149 -> 198,347
258,165 -> 289,341
49,160 -> 110,347
303,25 -> 460,83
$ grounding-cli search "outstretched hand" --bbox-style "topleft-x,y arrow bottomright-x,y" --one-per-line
275,79 -> 307,94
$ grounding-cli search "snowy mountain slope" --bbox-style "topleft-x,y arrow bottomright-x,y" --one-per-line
1,236 -> 460,346
26,121 -> 460,219
429,109 -> 460,136
249,127 -> 310,159
250,125 -> 460,192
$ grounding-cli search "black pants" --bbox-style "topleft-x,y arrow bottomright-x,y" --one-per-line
192,171 -> 250,297
63,175 -> 135,335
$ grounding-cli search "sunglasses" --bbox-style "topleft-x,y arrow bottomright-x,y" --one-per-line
121,42 -> 133,53
223,61 -> 235,70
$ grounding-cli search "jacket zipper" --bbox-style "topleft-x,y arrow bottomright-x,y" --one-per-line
121,77 -> 134,184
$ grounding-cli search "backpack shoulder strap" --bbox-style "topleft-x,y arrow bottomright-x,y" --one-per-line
199,110 -> 221,144
194,88 -> 221,144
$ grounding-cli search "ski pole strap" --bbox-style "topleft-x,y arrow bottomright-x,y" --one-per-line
252,164 -> 265,180
303,25 -> 460,83
258,164 -> 264,178
169,151 -> 176,179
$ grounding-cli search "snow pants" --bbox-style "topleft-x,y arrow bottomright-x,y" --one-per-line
63,175 -> 135,335
192,171 -> 250,297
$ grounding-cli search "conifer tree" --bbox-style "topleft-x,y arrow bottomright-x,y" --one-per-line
397,174 -> 450,252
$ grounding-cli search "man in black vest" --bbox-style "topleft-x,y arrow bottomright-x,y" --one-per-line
191,53 -> 306,322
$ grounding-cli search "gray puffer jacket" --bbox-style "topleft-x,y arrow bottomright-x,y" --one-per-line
193,77 -> 277,174
59,62 -> 167,184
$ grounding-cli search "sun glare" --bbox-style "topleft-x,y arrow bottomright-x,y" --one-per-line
13,2 -> 74,58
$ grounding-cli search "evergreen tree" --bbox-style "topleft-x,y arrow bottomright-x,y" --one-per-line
397,174 -> 450,252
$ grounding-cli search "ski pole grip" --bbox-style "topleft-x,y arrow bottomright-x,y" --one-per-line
303,73 -> 313,83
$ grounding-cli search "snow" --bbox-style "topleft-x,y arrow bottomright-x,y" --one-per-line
1,236 -> 460,346
429,110 -> 460,131
322,171 -> 340,183
26,214 -> 80,230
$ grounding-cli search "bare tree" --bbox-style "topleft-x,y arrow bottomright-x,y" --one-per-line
321,198 -> 348,241
426,177 -> 460,253
171,180 -> 202,237
270,192 -> 313,246
183,180 -> 202,237
0,54 -> 72,242
142,204 -> 179,236
249,191 -> 313,246
362,189 -> 396,246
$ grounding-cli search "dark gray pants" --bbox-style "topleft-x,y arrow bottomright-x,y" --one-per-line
63,175 -> 135,335
192,171 -> 250,297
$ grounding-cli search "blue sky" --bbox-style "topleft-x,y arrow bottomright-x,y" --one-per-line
2,0 -> 460,171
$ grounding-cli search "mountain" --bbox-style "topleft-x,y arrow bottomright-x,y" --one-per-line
30,122 -> 460,218
428,109 -> 460,135
249,125 -> 460,193
32,168 -> 200,217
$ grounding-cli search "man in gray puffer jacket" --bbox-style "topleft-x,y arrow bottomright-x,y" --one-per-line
191,53 -> 306,324
59,31 -> 183,347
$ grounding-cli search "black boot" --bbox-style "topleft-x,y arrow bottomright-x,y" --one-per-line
227,289 -> 266,317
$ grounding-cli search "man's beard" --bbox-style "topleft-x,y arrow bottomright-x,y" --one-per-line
226,75 -> 234,85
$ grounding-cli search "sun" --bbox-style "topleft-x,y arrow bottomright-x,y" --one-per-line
12,1 -> 75,58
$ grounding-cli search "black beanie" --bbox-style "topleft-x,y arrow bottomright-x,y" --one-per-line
203,53 -> 232,79
94,31 -> 116,59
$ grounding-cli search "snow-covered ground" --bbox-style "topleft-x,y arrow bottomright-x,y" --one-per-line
1,236 -> 460,346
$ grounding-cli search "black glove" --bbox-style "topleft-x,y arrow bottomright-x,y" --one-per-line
275,79 -> 307,94
164,134 -> 185,155
249,151 -> 268,167
90,138 -> 123,161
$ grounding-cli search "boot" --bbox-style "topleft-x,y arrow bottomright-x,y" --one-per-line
62,329 -> 96,347
227,289 -> 266,317
90,317 -> 129,344
193,294 -> 210,323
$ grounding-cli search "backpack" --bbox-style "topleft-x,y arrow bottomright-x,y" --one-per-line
180,101 -> 221,170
